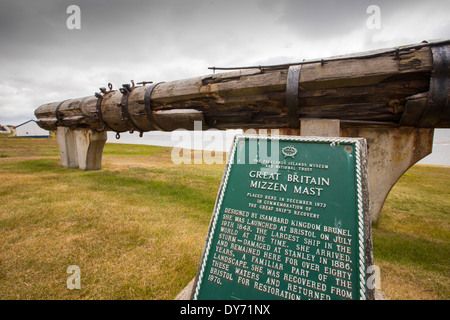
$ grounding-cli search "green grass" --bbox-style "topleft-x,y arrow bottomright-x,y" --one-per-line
0,135 -> 448,300
0,136 -> 223,299
103,143 -> 166,156
373,165 -> 450,299
0,136 -> 60,157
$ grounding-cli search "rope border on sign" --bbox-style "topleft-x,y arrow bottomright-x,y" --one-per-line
193,134 -> 367,300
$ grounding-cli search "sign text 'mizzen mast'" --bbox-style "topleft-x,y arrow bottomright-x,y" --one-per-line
192,135 -> 372,300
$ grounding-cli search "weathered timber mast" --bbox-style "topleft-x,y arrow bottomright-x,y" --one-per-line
34,40 -> 450,222
36,40 -> 449,132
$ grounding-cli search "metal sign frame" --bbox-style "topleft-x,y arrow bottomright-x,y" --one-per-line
192,134 -> 372,300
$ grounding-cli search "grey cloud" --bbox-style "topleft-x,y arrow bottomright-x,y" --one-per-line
0,0 -> 449,125
275,0 -> 449,39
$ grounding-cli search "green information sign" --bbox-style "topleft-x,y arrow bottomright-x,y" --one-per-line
192,135 -> 370,300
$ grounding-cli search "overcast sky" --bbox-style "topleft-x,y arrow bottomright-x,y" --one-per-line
0,0 -> 449,125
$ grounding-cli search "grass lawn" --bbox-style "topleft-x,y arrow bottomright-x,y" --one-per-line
373,165 -> 449,299
0,135 -> 448,300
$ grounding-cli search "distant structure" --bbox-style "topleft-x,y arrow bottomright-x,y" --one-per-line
0,125 -> 11,134
14,120 -> 50,138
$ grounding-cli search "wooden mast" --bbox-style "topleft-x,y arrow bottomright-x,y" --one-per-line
35,40 -> 449,133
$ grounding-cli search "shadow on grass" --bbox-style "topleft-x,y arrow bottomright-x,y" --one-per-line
373,228 -> 449,274
83,169 -> 215,213
4,158 -> 65,172
6,158 -> 217,218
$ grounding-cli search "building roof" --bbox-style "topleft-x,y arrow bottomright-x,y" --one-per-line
14,120 -> 36,128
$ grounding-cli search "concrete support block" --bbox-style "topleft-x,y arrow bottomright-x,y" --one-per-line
56,127 -> 79,168
74,129 -> 108,170
56,127 -> 107,170
300,118 -> 340,137
341,127 -> 434,223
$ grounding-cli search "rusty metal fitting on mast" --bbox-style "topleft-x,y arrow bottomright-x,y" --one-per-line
117,80 -> 141,134
144,82 -> 166,131
94,83 -> 114,132
286,65 -> 302,128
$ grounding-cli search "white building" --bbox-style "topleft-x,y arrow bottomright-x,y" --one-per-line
14,120 -> 50,138
0,125 -> 11,134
